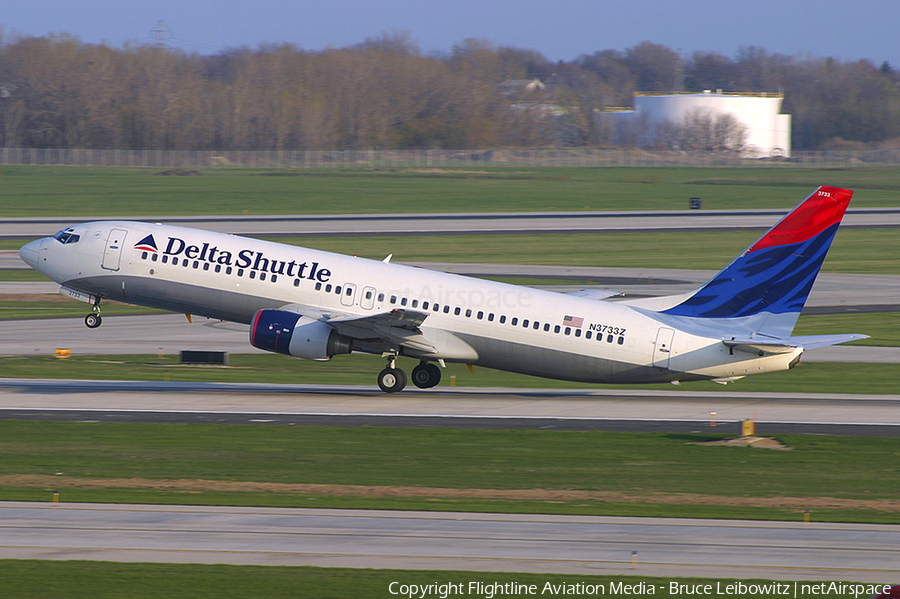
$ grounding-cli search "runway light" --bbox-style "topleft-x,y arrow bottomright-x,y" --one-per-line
631,551 -> 637,569
710,412 -> 717,427
804,510 -> 811,526
53,491 -> 59,505
55,348 -> 71,359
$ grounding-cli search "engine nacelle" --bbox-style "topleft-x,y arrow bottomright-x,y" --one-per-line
249,309 -> 352,361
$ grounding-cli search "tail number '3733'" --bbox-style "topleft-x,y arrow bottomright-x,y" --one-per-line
589,323 -> 627,336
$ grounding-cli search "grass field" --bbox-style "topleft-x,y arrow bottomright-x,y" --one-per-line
1,421 -> 898,524
1,165 -> 900,217
4,227 -> 898,275
0,352 -> 897,394
0,561 -> 848,599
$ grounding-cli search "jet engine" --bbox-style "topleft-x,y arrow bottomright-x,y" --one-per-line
250,309 -> 352,361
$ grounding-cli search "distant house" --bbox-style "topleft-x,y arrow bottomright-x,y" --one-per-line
498,79 -> 547,97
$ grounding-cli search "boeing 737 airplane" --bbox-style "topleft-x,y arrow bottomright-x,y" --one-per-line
19,185 -> 865,392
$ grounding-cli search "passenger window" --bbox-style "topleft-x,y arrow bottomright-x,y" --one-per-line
618,337 -> 625,345
465,309 -> 472,317
390,295 -> 397,304
511,318 -> 518,326
488,313 -> 494,322
555,325 -> 561,333
607,335 -> 614,343
565,327 -> 571,335
250,271 -> 256,279
378,293 -> 385,302
315,282 -> 322,291
422,301 -> 429,310
585,331 -> 592,339
575,329 -> 581,337
193,261 -> 199,269
141,252 -> 148,260
444,306 -> 450,314
454,307 -> 461,316
260,272 -> 267,281
401,298 -> 408,306
335,286 -> 342,294
325,284 -> 332,292
543,323 -> 550,332
294,279 -> 301,287
271,275 -> 277,283
477,311 -> 483,320
203,263 -> 210,271
237,268 -> 244,277
500,315 -> 506,324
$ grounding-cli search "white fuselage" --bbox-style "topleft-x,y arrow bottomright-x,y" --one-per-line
21,221 -> 802,384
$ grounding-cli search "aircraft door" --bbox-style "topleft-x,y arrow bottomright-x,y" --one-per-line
341,283 -> 357,307
360,286 -> 376,310
101,228 -> 128,271
653,327 -> 675,368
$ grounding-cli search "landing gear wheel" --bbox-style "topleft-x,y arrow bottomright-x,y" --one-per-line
411,362 -> 442,388
84,313 -> 102,329
377,367 -> 407,393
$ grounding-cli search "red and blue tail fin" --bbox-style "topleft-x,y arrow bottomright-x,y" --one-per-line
662,186 -> 853,333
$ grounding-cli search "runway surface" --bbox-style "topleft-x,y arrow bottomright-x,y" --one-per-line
2,379 -> 899,435
3,208 -> 900,240
1,502 -> 897,582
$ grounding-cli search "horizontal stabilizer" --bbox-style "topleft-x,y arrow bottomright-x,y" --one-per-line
783,333 -> 869,350
723,333 -> 868,356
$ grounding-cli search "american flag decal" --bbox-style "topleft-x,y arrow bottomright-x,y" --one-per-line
563,315 -> 584,328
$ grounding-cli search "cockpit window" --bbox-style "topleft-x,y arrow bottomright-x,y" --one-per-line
52,228 -> 81,244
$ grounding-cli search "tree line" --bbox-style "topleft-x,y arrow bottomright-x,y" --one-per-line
1,32 -> 898,151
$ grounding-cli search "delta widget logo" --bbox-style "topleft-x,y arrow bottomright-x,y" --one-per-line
134,234 -> 158,253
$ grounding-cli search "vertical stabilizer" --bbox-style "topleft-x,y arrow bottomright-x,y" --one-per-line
661,186 -> 853,337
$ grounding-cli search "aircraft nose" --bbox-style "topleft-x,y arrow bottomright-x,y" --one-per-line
19,239 -> 44,269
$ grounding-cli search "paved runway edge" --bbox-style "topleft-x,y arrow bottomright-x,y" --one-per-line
1,502 -> 897,582
2,379 -> 899,436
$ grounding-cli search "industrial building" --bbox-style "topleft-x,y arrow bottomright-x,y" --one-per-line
601,91 -> 791,157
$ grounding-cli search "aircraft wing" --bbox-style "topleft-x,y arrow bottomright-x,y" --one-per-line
278,304 -> 436,353
723,333 -> 868,356
565,289 -> 620,300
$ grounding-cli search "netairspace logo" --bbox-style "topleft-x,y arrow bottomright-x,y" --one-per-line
387,580 -> 894,598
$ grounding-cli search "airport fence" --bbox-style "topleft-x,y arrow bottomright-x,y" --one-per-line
2,147 -> 899,169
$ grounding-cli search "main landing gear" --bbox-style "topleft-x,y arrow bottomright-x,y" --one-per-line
84,299 -> 102,329
377,358 -> 442,393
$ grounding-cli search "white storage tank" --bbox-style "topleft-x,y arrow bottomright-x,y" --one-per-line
604,91 -> 791,157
